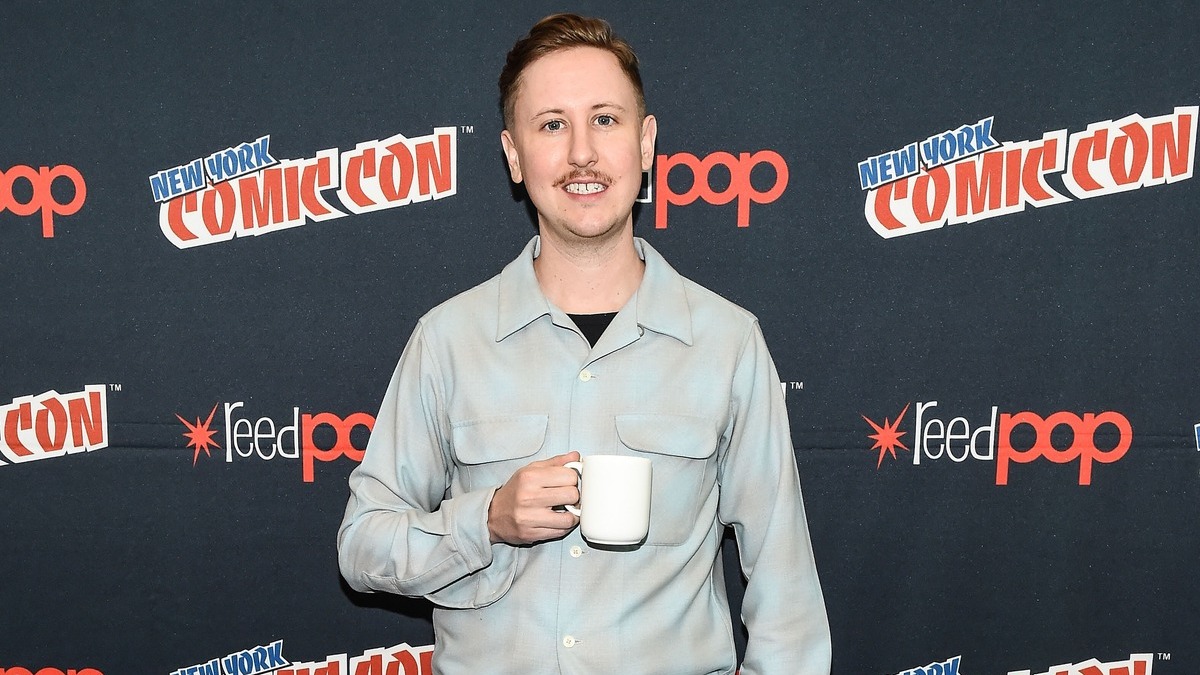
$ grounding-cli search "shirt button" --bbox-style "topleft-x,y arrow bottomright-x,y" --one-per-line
563,635 -> 576,648
578,369 -> 593,382
569,545 -> 583,558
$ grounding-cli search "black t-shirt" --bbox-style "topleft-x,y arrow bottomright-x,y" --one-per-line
568,312 -> 618,347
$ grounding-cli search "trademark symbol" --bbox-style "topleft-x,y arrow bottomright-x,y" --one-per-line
778,381 -> 804,398
1158,653 -> 1171,661
460,125 -> 475,134
109,383 -> 122,392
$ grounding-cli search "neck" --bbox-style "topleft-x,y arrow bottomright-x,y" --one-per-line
533,230 -> 644,314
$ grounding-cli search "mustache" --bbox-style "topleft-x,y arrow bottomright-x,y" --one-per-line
553,169 -> 614,189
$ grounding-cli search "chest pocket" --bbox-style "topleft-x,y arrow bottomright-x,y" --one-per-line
615,414 -> 720,546
450,414 -> 548,492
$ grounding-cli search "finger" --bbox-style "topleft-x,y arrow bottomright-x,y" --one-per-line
527,485 -> 579,508
525,509 -> 579,532
536,451 -> 580,467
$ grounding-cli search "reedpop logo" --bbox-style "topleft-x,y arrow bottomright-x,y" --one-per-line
861,400 -> 1132,485
176,400 -> 372,482
639,148 -> 789,229
1,163 -> 87,237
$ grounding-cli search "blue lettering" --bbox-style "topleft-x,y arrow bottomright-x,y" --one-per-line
149,171 -> 173,202
180,159 -> 205,191
877,152 -> 895,182
205,153 -> 226,182
894,142 -> 919,177
858,156 -> 880,190
222,150 -> 239,179
252,135 -> 275,168
939,134 -> 956,164
957,127 -> 975,153
973,117 -> 998,152
167,167 -> 183,194
266,640 -> 287,668
237,144 -> 255,173
920,136 -> 938,166
252,645 -> 270,672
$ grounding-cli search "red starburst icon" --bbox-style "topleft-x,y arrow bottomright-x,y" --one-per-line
176,404 -> 221,466
861,402 -> 911,469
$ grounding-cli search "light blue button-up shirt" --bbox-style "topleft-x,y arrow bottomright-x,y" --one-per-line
338,236 -> 830,674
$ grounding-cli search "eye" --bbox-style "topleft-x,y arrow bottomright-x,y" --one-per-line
543,120 -> 565,132
595,114 -> 616,127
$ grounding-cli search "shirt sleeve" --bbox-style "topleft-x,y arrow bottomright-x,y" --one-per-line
718,322 -> 832,675
337,321 -> 521,609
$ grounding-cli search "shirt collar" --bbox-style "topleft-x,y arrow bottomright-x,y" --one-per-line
496,236 -> 694,346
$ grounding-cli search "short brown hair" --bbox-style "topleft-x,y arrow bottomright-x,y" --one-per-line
499,13 -> 646,129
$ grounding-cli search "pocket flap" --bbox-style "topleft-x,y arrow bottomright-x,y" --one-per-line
451,414 -> 548,464
615,414 -> 718,459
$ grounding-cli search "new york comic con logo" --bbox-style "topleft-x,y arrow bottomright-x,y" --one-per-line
0,386 -> 109,467
861,400 -> 1132,485
148,128 -> 456,248
1007,652 -> 1154,675
169,639 -> 433,675
857,106 -> 1196,237
176,400 -> 371,482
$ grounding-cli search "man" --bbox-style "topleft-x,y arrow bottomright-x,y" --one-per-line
338,13 -> 831,674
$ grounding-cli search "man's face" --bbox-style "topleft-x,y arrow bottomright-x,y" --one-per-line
501,47 -> 656,246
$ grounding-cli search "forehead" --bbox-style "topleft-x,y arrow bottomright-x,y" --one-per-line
513,46 -> 639,117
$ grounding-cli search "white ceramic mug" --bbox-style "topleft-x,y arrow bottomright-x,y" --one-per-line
563,455 -> 652,546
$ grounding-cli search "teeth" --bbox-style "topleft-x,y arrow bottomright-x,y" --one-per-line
565,182 -> 606,194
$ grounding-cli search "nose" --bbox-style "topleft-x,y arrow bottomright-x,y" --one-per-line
568,127 -> 598,168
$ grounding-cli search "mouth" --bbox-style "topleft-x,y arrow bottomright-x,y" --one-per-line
555,170 -> 613,196
564,182 -> 607,195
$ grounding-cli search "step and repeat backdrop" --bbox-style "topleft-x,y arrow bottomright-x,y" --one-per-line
2,2 -> 1197,674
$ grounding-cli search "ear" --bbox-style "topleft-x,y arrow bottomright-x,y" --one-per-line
639,114 -> 658,172
500,129 -> 523,183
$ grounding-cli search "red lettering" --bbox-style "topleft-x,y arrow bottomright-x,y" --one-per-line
301,411 -> 373,482
654,149 -> 788,228
301,153 -> 338,218
1069,127 -> 1108,193
0,164 -> 87,237
33,397 -> 68,452
1151,112 -> 1194,180
0,387 -> 109,463
3,403 -> 35,458
911,167 -> 950,224
239,167 -> 286,230
954,150 -> 1005,215
995,410 -> 1132,485
164,193 -> 200,243
415,133 -> 453,195
868,177 -> 909,232
343,147 -> 378,209
67,390 -> 106,448
381,141 -> 415,202
1109,119 -> 1149,185
201,181 -> 238,236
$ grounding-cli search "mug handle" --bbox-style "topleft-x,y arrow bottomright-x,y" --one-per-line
563,460 -> 583,516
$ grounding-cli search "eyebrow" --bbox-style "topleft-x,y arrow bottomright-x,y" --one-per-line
528,102 -> 628,121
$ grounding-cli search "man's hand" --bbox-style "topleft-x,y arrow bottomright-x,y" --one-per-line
488,451 -> 581,545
